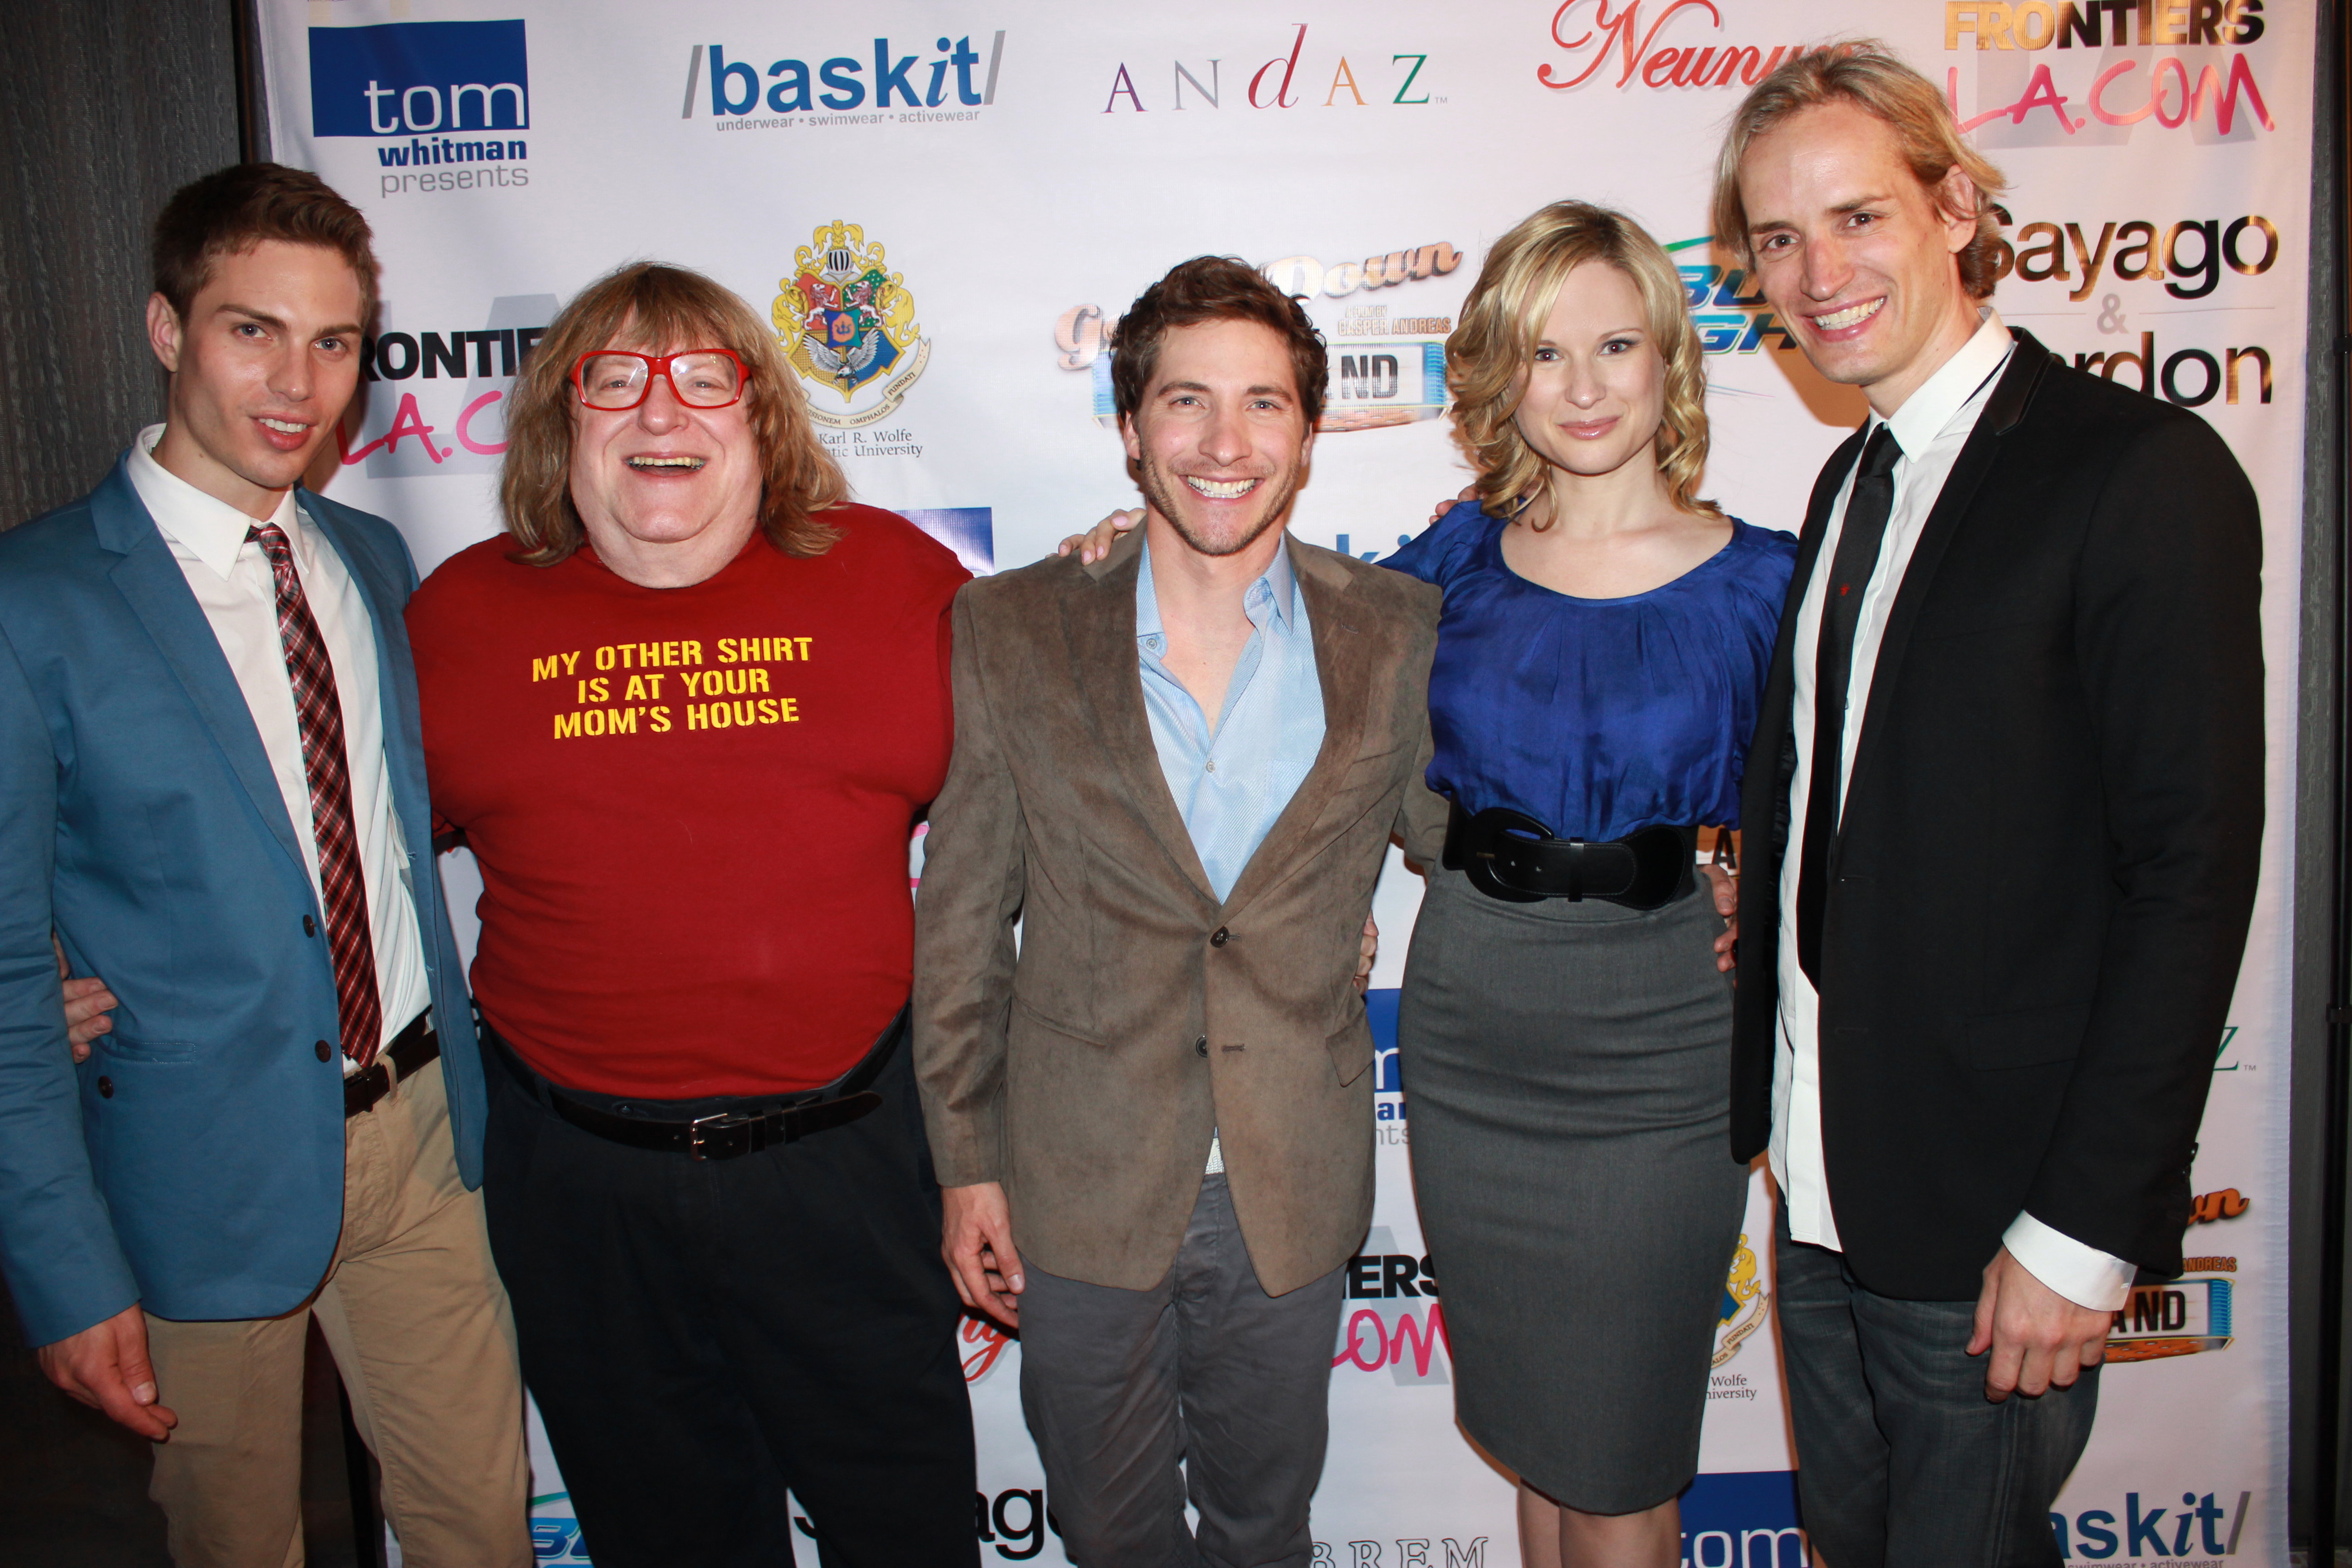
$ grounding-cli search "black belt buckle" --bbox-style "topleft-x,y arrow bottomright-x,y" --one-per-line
687,1109 -> 767,1161
1460,805 -> 1554,905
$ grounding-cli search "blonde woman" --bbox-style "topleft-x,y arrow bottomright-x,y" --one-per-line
1383,201 -> 1793,1568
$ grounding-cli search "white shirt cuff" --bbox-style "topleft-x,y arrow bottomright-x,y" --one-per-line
2002,1211 -> 2136,1311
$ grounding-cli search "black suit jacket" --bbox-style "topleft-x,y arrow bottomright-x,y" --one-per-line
1730,329 -> 2264,1300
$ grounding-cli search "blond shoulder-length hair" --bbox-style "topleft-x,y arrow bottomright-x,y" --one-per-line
500,262 -> 848,566
1447,201 -> 1719,522
1711,42 -> 2009,299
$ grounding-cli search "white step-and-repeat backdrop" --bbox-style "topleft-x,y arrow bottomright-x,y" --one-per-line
260,3 -> 2311,1562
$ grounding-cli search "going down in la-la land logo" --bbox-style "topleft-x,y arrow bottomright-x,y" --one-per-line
772,221 -> 930,428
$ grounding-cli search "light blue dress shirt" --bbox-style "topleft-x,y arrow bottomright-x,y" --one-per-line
1135,538 -> 1326,905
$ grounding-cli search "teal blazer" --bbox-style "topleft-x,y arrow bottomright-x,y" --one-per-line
0,454 -> 484,1346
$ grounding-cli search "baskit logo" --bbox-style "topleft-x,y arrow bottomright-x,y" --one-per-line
683,33 -> 1005,130
2050,1487 -> 2254,1560
771,223 -> 931,429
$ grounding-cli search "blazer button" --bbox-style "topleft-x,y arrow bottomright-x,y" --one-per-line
1210,927 -> 1230,947
96,1076 -> 113,1098
315,1039 -> 333,1062
1195,1037 -> 1208,1058
303,915 -> 316,937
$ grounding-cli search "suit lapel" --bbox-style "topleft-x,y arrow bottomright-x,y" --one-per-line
1841,333 -> 2051,813
1217,539 -> 1369,921
92,462 -> 308,874
1070,532 -> 1217,905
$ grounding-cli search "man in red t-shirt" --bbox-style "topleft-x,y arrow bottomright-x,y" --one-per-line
407,263 -> 976,1567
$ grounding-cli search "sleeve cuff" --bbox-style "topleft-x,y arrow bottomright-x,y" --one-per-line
2003,1211 -> 2136,1312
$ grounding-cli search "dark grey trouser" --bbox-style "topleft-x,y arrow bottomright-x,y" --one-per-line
1017,1174 -> 1345,1568
1775,1210 -> 2101,1568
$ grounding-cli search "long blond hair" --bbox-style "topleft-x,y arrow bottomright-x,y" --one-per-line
500,262 -> 847,566
1447,202 -> 1719,522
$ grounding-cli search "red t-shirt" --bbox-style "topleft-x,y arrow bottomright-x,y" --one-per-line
407,505 -> 967,1096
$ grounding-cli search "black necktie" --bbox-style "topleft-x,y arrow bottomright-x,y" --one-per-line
1795,424 -> 1903,989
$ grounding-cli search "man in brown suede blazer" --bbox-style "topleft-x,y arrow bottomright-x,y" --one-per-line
913,257 -> 1442,1568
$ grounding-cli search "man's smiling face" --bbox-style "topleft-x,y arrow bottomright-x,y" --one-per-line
147,239 -> 366,517
1120,317 -> 1314,560
1737,99 -> 1983,415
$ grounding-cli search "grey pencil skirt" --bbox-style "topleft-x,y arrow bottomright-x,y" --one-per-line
1396,865 -> 1748,1514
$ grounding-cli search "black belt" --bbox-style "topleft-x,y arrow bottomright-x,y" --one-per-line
1442,802 -> 1698,910
345,1012 -> 438,1117
494,1010 -> 901,1161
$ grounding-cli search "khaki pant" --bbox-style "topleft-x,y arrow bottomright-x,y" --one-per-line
144,1055 -> 532,1568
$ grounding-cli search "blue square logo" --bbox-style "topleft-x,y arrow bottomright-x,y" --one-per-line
309,20 -> 529,138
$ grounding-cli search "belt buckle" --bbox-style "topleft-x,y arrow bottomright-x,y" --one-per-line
686,1110 -> 761,1161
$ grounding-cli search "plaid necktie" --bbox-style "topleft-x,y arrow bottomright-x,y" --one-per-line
249,521 -> 382,1068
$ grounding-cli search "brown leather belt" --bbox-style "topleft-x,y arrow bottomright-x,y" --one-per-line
344,1011 -> 438,1117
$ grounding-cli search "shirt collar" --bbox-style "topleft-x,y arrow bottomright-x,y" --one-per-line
1135,530 -> 1300,647
127,422 -> 302,582
1874,308 -> 2014,457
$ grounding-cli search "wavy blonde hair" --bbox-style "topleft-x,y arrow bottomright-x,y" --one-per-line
1447,202 -> 1718,522
500,262 -> 847,566
1711,41 -> 2009,300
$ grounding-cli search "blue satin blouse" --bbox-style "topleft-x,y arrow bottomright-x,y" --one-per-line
1383,500 -> 1797,840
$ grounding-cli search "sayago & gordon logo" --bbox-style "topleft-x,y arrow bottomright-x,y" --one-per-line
771,222 -> 931,429
307,20 -> 534,199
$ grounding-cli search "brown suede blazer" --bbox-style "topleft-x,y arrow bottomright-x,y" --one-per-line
913,528 -> 1444,1297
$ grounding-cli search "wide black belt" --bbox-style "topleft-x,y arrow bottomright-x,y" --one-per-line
495,1009 -> 901,1161
1442,802 -> 1698,910
345,1011 -> 438,1118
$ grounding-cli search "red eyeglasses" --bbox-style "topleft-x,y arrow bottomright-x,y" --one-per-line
570,349 -> 749,410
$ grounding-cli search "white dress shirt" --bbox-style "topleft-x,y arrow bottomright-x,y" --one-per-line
127,426 -> 431,1069
1769,315 -> 2136,1312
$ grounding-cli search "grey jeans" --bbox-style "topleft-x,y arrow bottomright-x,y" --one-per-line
1017,1173 -> 1346,1568
1776,1210 -> 2101,1568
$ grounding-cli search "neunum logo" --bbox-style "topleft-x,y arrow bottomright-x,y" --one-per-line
1100,24 -> 1438,112
1537,2 -> 1817,93
2049,1487 -> 2253,1559
771,222 -> 931,429
685,33 -> 1006,118
309,20 -> 529,137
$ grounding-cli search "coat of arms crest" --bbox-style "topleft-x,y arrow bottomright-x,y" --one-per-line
772,221 -> 931,428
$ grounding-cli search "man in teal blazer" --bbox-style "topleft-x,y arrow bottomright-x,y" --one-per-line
0,165 -> 528,1566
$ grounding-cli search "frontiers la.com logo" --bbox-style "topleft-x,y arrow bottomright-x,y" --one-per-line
307,20 -> 534,199
1943,0 -> 2277,143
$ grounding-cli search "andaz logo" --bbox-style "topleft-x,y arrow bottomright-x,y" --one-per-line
309,20 -> 529,138
1102,25 -> 1437,112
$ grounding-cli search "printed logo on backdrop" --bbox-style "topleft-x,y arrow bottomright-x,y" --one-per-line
528,1492 -> 590,1563
1053,242 -> 1460,441
2051,1486 -> 2254,1561
1983,209 -> 2280,412
2104,1186 -> 2251,1364
772,223 -> 931,430
684,33 -> 1006,131
1943,0 -> 2277,149
1534,2 -> 1815,93
306,20 -> 534,200
1099,24 -> 1441,113
343,295 -> 554,477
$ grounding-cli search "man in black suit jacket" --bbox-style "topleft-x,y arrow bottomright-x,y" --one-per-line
1714,46 -> 2263,1566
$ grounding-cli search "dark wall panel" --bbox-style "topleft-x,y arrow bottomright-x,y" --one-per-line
0,0 -> 241,527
